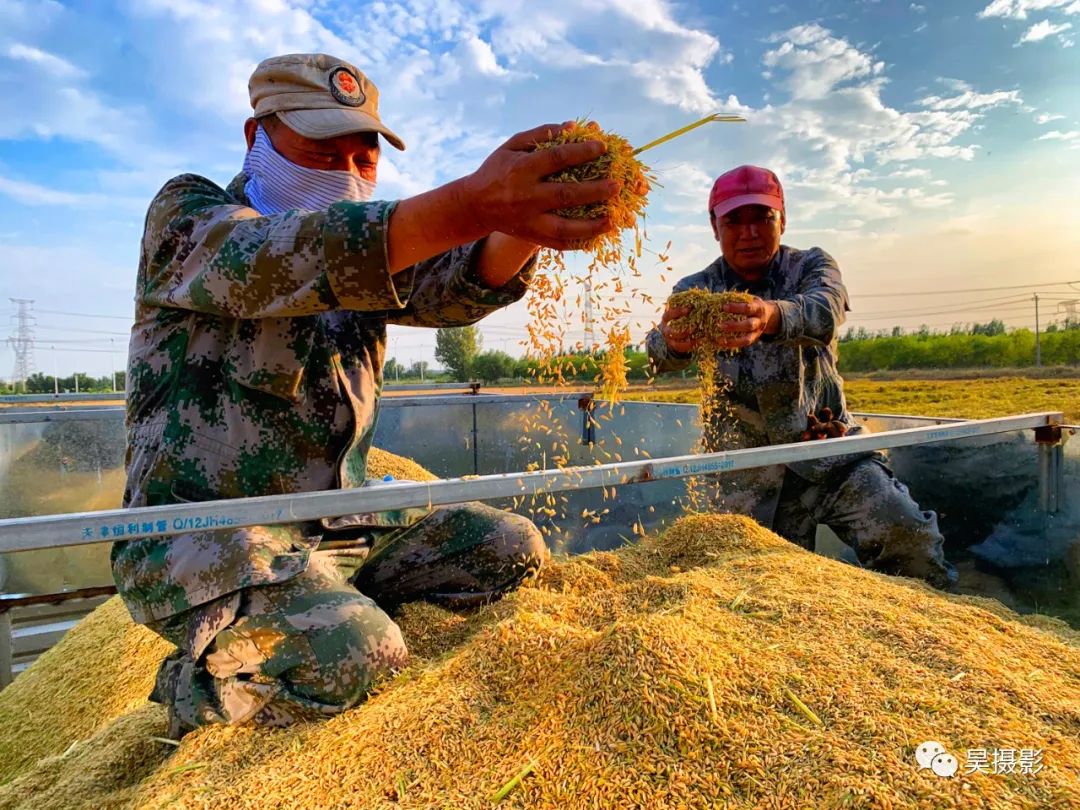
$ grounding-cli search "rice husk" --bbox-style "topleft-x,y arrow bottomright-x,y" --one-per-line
2,512 -> 1078,809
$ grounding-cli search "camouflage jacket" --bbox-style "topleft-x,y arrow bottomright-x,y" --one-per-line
112,172 -> 532,623
646,246 -> 874,485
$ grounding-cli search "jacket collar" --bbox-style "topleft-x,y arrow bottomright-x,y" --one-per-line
226,172 -> 253,207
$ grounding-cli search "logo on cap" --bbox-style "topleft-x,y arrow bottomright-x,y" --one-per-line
329,67 -> 365,107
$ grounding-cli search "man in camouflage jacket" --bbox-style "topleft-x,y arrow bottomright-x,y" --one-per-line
646,165 -> 956,590
114,53 -> 624,732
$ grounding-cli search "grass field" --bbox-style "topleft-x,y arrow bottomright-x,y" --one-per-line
626,376 -> 1080,422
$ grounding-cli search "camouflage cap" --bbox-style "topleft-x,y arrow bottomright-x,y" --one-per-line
249,53 -> 405,150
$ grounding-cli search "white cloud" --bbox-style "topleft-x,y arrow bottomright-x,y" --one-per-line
111,0 -> 733,200
0,175 -> 106,206
701,25 -> 1028,231
1016,19 -> 1072,42
6,43 -> 84,78
458,35 -> 512,77
979,0 -> 1079,48
889,167 -> 932,178
655,162 -> 714,214
910,2 -> 927,11
938,77 -> 973,92
979,0 -> 1079,19
763,23 -> 884,100
914,21 -> 928,32
0,65 -> 156,161
920,88 -> 1023,110
1035,112 -> 1066,123
1037,129 -> 1080,139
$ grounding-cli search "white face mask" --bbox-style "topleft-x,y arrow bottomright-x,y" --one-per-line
242,125 -> 376,215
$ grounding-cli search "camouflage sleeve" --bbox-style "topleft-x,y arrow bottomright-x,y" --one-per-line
646,275 -> 697,374
771,248 -> 849,346
387,239 -> 536,328
139,174 -> 413,318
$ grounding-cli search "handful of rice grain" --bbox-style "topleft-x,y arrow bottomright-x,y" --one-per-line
534,122 -> 653,252
668,289 -> 755,355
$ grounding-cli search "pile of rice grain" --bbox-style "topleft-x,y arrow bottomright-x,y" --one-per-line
0,447 -> 436,785
2,513 -> 1078,809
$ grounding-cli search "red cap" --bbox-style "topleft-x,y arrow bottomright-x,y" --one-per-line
708,165 -> 784,220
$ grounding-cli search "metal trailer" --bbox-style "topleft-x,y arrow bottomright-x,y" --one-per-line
0,393 -> 1074,687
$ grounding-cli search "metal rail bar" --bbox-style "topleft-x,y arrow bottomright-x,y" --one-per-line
0,412 -> 1060,555
0,403 -> 966,426
0,585 -> 118,613
0,407 -> 125,424
0,392 -> 122,404
383,382 -> 482,392
0,394 -> 579,423
851,412 -> 966,424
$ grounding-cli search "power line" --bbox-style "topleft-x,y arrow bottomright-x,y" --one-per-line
851,293 -> 1032,319
848,302 -> 1036,323
26,338 -> 123,346
34,308 -> 132,321
35,324 -> 130,336
21,344 -> 118,354
850,279 -> 1080,299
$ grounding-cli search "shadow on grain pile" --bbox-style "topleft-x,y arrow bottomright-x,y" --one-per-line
1,454 -> 1078,808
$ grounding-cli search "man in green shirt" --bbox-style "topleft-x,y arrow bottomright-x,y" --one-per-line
116,53 -> 622,733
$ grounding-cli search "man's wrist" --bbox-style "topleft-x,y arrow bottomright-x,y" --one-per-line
387,178 -> 489,273
476,233 -> 539,289
445,176 -> 489,243
763,301 -> 782,335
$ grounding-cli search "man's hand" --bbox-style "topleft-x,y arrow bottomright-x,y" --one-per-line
459,121 -> 621,251
716,296 -> 781,349
659,304 -> 698,355
386,121 -> 619,272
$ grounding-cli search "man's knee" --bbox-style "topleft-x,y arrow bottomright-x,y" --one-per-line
297,602 -> 409,709
441,501 -> 548,574
486,508 -> 549,572
202,576 -> 410,722
829,460 -> 956,589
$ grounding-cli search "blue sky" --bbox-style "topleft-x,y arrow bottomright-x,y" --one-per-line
1,0 -> 1079,377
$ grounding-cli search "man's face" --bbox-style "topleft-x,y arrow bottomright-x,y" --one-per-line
712,204 -> 785,281
245,115 -> 380,183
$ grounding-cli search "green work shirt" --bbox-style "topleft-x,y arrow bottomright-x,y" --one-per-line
112,172 -> 532,622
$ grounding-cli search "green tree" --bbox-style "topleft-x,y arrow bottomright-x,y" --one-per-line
473,350 -> 516,383
383,357 -> 405,381
435,326 -> 482,381
24,373 -> 54,394
972,319 -> 1005,337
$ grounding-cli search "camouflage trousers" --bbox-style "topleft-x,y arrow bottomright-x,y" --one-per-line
146,502 -> 546,728
709,458 -> 957,589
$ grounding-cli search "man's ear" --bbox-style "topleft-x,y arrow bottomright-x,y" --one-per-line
244,118 -> 258,150
710,214 -> 721,241
779,209 -> 787,236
